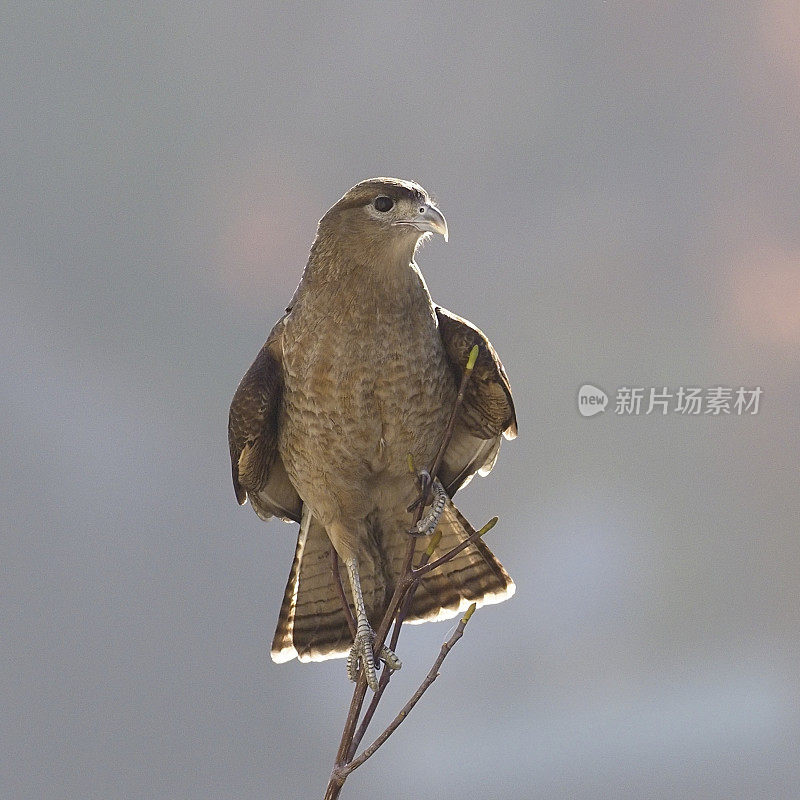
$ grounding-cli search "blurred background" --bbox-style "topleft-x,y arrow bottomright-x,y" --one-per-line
3,3 -> 799,798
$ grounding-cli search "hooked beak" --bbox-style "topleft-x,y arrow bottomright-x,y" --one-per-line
393,203 -> 448,242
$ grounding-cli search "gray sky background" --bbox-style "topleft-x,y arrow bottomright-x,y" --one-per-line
3,3 -> 800,799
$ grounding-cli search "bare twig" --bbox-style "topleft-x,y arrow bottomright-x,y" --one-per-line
343,603 -> 477,775
323,343 -> 482,800
348,651 -> 392,758
414,516 -> 498,578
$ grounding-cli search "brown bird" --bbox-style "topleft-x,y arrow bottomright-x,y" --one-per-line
228,178 -> 516,691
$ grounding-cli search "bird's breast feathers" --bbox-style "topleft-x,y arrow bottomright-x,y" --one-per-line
279,291 -> 455,484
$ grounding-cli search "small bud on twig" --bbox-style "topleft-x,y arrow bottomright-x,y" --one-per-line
424,530 -> 443,558
466,344 -> 479,371
462,602 -> 477,623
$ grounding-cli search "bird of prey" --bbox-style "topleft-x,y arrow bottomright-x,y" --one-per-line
228,178 -> 516,691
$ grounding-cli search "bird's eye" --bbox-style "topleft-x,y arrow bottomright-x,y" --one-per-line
374,196 -> 394,212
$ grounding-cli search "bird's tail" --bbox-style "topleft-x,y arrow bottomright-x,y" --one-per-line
270,499 -> 514,665
270,508 -> 355,663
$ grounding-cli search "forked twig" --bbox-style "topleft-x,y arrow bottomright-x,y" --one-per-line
323,344 -> 487,800
342,603 -> 476,776
414,516 -> 498,578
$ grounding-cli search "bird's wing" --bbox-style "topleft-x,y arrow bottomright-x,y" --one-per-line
435,306 -> 517,494
228,316 -> 302,523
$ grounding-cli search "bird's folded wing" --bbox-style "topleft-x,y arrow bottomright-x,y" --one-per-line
435,306 -> 517,494
228,316 -> 302,522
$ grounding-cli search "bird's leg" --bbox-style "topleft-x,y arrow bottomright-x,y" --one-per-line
410,471 -> 447,537
343,557 -> 401,691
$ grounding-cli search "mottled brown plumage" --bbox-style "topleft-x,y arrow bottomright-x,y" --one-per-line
228,178 -> 516,689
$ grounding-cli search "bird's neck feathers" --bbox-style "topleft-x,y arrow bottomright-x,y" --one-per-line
299,220 -> 430,305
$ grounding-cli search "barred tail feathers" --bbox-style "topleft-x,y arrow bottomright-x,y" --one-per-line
270,500 -> 514,664
270,509 -> 352,663
270,510 -> 386,663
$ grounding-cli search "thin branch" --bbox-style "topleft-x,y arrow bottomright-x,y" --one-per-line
329,677 -> 368,785
343,603 -> 477,775
413,516 -> 498,579
347,645 -> 392,758
324,343 -> 482,800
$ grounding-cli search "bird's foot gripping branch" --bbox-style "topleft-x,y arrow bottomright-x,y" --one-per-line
409,472 -> 447,536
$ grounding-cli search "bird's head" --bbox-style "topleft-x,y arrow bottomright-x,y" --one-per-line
316,178 -> 448,264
